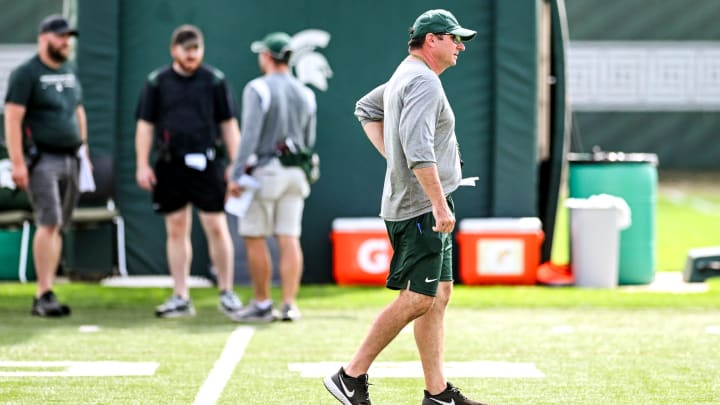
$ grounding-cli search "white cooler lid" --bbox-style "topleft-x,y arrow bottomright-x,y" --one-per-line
459,217 -> 542,232
332,217 -> 386,231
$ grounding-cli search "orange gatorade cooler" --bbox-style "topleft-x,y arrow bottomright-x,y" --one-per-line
456,217 -> 544,285
331,218 -> 392,286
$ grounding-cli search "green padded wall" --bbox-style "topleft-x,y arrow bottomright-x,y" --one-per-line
565,0 -> 720,169
76,0 -> 551,282
491,0 -> 540,217
0,0 -> 61,43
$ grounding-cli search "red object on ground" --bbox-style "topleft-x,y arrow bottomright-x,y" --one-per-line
536,262 -> 574,286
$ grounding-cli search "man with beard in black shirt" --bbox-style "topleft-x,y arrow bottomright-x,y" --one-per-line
4,15 -> 87,317
135,24 -> 242,319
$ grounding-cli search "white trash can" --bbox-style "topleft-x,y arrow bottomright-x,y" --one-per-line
566,194 -> 631,288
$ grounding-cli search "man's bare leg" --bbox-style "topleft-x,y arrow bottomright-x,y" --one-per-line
164,205 -> 192,299
33,224 -> 62,296
277,234 -> 302,305
244,236 -> 272,302
344,289 -> 435,377
198,211 -> 234,291
414,281 -> 452,394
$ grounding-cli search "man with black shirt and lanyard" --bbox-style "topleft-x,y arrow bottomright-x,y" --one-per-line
4,15 -> 86,317
135,24 -> 242,318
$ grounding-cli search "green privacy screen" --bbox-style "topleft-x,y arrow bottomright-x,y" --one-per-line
77,0 -> 552,282
0,0 -> 62,43
565,0 -> 720,169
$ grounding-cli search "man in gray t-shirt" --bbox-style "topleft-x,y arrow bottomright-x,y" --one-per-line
324,9 -> 487,405
354,62 -> 463,222
228,32 -> 317,323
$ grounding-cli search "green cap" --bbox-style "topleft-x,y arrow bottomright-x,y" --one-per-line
251,32 -> 292,58
411,9 -> 476,41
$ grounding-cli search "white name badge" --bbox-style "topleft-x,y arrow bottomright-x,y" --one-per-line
184,153 -> 207,171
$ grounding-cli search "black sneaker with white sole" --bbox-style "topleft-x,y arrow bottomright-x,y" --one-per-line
231,301 -> 277,323
422,382 -> 487,405
323,367 -> 371,405
31,290 -> 71,317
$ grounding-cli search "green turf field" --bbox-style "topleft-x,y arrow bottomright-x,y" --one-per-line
1,281 -> 720,404
1,173 -> 718,404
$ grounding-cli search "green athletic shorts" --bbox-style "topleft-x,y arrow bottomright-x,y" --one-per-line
384,196 -> 454,297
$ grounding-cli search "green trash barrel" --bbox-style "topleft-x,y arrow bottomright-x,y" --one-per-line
568,152 -> 658,285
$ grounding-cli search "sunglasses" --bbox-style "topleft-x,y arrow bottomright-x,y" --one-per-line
435,33 -> 462,44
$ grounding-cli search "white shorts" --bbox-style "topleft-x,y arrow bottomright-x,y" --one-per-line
239,158 -> 310,237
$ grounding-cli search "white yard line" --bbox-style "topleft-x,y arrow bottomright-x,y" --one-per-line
0,361 -> 158,377
621,272 -> 708,294
192,326 -> 255,405
551,325 -> 575,334
663,189 -> 720,216
78,325 -> 101,333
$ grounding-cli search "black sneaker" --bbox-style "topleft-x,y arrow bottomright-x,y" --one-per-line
422,382 -> 487,405
155,295 -> 195,318
323,367 -> 371,405
31,290 -> 71,317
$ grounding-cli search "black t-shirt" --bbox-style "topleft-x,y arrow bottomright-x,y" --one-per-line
135,64 -> 236,155
4,55 -> 83,151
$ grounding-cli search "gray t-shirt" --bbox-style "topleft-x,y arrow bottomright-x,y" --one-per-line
231,72 -> 316,179
355,58 -> 462,221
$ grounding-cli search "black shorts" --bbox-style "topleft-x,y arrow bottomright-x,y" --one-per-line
152,157 -> 226,214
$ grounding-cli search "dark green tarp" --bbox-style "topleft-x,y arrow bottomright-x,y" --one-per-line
566,0 -> 720,169
76,0 -> 553,282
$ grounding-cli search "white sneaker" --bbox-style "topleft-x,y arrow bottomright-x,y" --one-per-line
280,303 -> 301,321
155,295 -> 195,318
218,290 -> 243,316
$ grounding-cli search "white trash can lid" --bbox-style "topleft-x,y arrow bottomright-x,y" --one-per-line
565,194 -> 632,230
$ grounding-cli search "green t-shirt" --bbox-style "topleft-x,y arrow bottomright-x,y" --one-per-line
4,55 -> 83,151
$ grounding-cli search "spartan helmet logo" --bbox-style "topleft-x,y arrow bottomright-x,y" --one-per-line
289,29 -> 333,91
